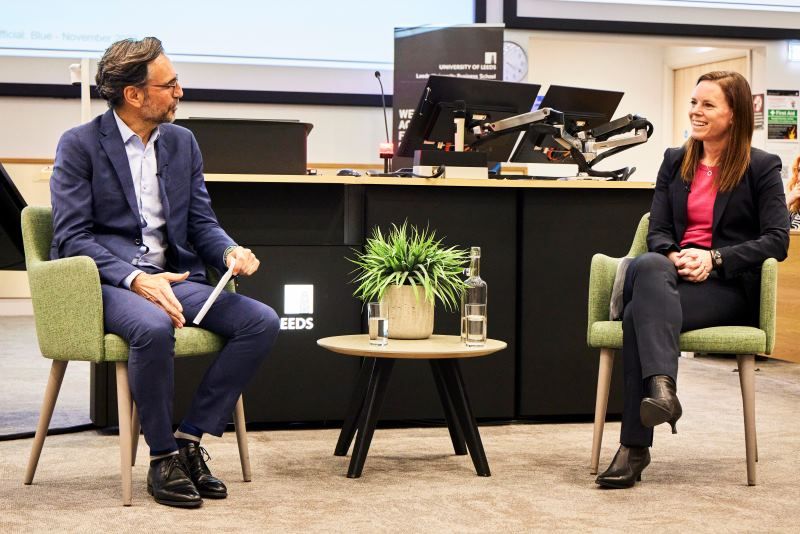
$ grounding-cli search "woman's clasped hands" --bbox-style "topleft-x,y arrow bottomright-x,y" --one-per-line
668,248 -> 713,283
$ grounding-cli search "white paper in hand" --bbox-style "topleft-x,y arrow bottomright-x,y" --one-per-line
193,259 -> 235,325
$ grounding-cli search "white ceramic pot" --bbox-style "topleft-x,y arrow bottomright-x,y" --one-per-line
382,284 -> 434,339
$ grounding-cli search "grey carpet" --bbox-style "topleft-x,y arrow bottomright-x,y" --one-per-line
0,316 -> 91,436
1,355 -> 798,532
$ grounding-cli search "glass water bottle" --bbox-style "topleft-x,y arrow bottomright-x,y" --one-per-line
460,246 -> 488,346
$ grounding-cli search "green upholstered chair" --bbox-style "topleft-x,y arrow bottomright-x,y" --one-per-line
21,206 -> 252,506
587,212 -> 777,486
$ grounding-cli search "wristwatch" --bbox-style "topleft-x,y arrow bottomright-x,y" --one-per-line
223,244 -> 238,265
710,249 -> 723,270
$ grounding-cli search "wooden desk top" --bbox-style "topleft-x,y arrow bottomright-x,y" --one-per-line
204,173 -> 655,190
317,334 -> 507,359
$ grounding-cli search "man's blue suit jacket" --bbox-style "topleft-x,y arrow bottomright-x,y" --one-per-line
50,109 -> 235,287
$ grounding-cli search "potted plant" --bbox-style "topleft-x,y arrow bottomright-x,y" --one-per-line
349,222 -> 469,339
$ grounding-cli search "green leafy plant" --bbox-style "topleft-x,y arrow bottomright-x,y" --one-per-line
349,222 -> 469,312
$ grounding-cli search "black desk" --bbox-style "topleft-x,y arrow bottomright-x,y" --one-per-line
90,176 -> 654,427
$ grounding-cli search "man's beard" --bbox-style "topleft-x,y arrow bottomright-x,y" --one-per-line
142,98 -> 177,124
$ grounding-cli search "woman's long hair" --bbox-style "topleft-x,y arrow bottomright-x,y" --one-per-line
680,71 -> 754,193
788,154 -> 800,213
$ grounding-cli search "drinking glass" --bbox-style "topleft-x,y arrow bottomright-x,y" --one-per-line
368,302 -> 388,346
464,303 -> 486,347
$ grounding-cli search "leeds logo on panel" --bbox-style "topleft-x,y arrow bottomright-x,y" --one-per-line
281,284 -> 314,330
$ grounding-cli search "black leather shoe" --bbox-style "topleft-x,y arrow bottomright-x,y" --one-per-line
147,454 -> 202,508
640,375 -> 683,433
179,442 -> 228,499
595,445 -> 651,489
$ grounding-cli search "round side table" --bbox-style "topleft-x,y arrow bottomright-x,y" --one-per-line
317,334 -> 507,478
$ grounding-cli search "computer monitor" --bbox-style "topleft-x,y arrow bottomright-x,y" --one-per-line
512,85 -> 624,163
397,75 -> 541,164
0,162 -> 27,270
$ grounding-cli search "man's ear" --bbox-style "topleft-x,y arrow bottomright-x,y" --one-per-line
122,85 -> 144,109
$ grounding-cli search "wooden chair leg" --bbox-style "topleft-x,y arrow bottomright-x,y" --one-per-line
24,360 -> 68,485
737,354 -> 757,486
131,402 -> 140,467
233,395 -> 252,482
590,348 -> 615,474
115,363 -> 134,506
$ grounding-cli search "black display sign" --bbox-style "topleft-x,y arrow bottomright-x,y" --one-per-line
392,24 -> 504,164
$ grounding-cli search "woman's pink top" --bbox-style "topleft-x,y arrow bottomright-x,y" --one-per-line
680,164 -> 718,248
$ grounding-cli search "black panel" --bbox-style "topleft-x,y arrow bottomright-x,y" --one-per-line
0,83 -> 390,107
518,187 -> 653,417
0,227 -> 24,270
0,163 -> 26,270
179,245 -> 362,422
502,0 -> 800,40
97,245 -> 363,426
174,119 -> 312,175
475,0 -> 487,24
364,186 -> 517,419
206,182 -> 348,246
90,180 -> 657,428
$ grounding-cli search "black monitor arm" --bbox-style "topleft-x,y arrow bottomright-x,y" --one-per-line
471,109 -> 654,180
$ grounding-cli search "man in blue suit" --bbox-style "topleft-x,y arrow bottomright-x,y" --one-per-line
50,37 -> 280,508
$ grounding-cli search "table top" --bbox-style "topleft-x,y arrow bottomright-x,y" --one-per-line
316,334 -> 507,359
204,173 -> 654,190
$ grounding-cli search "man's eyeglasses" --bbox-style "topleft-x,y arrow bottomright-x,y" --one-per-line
148,79 -> 181,94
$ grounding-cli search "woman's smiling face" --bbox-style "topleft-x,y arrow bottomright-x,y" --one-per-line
689,80 -> 734,146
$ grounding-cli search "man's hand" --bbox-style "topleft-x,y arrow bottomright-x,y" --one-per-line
130,271 -> 190,328
226,246 -> 260,276
670,248 -> 711,283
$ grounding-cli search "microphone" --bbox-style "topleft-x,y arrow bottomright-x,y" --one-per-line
374,71 -> 390,144
684,183 -> 691,192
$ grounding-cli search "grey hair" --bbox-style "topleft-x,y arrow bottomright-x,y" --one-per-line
95,37 -> 163,108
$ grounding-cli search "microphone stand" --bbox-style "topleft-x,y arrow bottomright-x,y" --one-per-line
375,71 -> 392,173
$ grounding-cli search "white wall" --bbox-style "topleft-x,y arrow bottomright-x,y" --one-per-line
0,56 -> 391,163
0,96 -> 388,164
760,41 -> 800,171
520,31 -> 667,181
503,29 -> 800,181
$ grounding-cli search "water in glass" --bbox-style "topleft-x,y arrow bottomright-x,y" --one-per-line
465,303 -> 486,346
368,302 -> 388,346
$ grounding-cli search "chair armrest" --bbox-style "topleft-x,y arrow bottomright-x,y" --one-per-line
27,256 -> 105,362
587,253 -> 622,343
759,257 -> 778,354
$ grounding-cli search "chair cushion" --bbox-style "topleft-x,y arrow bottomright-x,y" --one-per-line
678,326 -> 766,354
104,327 -> 228,362
589,321 -> 767,354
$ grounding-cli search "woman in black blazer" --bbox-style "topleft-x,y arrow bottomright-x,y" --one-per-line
596,71 -> 790,489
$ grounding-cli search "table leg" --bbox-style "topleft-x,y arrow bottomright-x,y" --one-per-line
347,358 -> 395,478
335,358 -> 376,456
435,359 -> 491,476
429,360 -> 467,455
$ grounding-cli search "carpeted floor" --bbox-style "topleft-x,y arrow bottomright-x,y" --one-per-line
0,316 -> 91,437
1,355 -> 799,532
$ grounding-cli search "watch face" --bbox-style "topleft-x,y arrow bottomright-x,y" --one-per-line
503,41 -> 528,83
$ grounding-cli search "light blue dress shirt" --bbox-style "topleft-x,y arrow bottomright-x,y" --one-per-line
113,111 -> 169,289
